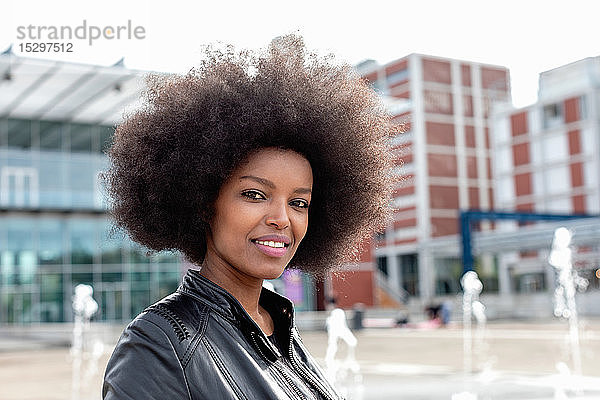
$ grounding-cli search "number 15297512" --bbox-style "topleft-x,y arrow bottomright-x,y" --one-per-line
19,42 -> 74,53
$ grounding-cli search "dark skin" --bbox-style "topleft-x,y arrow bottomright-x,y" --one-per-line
200,148 -> 313,335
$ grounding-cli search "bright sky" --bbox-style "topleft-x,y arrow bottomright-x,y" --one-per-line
2,0 -> 599,107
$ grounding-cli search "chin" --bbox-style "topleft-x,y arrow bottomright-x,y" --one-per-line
257,264 -> 288,280
262,269 -> 286,280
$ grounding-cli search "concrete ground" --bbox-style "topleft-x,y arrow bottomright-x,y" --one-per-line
1,319 -> 600,400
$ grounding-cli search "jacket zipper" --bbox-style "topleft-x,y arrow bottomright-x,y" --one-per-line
288,337 -> 336,400
274,361 -> 309,400
250,333 -> 307,400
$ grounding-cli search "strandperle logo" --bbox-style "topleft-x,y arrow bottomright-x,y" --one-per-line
16,20 -> 146,45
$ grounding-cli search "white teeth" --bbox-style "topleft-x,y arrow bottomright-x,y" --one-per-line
255,240 -> 286,248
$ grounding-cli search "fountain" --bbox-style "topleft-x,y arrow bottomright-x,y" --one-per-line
452,270 -> 487,400
460,271 -> 486,375
452,227 -> 596,400
548,227 -> 589,397
71,284 -> 99,400
325,305 -> 363,399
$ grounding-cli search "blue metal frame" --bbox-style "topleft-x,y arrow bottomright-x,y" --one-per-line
460,210 -> 596,274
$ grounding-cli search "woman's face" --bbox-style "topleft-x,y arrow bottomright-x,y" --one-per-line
205,148 -> 313,280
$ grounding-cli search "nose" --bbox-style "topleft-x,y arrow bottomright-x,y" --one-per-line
265,200 -> 290,230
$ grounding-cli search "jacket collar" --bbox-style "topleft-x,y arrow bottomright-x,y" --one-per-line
177,268 -> 295,333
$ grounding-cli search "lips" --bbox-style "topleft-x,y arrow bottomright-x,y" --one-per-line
251,235 -> 291,258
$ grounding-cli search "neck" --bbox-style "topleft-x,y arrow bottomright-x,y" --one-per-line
199,252 -> 273,335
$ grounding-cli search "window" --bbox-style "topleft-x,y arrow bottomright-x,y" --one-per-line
399,254 -> 419,296
424,90 -> 453,115
434,257 -> 462,295
0,167 -> 39,207
1,119 -> 113,153
543,103 -> 563,129
69,219 -> 98,265
6,119 -> 32,149
4,219 -> 36,285
39,121 -> 63,151
39,219 -> 63,265
376,256 -> 388,276
386,68 -> 409,86
510,269 -> 546,293
40,273 -> 64,322
69,123 -> 94,153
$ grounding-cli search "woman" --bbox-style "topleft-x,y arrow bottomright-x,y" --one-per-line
102,35 -> 395,399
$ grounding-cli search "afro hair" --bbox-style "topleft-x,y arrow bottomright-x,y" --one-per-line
104,34 -> 397,275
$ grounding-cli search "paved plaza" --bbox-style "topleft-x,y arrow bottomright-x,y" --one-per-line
1,319 -> 600,400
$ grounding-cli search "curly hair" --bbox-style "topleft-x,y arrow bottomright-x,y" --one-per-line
104,35 -> 396,275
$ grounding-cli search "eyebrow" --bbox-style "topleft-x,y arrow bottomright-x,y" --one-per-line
239,175 -> 312,195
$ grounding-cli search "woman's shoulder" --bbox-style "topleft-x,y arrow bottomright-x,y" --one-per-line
104,292 -> 213,378
129,291 -> 212,346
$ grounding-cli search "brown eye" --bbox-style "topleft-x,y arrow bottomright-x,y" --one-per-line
242,190 -> 266,200
290,199 -> 309,209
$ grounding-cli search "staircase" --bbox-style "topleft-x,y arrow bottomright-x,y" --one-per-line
374,270 -> 410,308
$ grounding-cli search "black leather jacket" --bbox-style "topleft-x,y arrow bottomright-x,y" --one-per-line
103,269 -> 343,400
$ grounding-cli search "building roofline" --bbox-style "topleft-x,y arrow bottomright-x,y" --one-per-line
539,55 -> 599,76
0,53 -> 169,125
0,51 -> 165,76
359,52 -> 510,72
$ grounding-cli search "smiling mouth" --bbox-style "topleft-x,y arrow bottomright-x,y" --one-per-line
251,239 -> 289,248
251,239 -> 290,257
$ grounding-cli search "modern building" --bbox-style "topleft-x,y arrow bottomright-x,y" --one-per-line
489,56 -> 600,315
0,51 -> 187,324
336,54 -> 511,311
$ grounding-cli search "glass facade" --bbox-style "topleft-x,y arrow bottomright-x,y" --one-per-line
0,117 -> 184,323
1,118 -> 113,210
0,214 -> 183,324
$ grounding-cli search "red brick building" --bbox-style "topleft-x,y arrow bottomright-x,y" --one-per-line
327,54 -> 510,309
